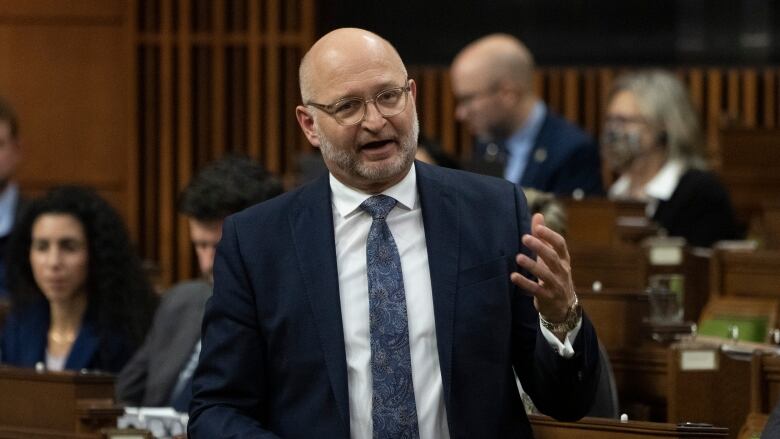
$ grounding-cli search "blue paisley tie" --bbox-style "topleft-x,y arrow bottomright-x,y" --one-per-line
360,195 -> 420,439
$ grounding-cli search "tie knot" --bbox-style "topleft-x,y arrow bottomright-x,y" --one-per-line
360,195 -> 397,220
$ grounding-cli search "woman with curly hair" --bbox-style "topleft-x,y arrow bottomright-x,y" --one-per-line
0,186 -> 156,373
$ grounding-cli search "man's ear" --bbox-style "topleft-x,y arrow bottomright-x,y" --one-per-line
296,105 -> 320,147
409,78 -> 418,101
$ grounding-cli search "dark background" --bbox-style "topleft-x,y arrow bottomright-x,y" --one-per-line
319,0 -> 778,65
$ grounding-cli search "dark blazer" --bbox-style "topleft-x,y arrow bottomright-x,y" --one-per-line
762,397 -> 780,439
653,169 -> 740,247
189,161 -> 601,438
116,280 -> 211,407
471,111 -> 603,196
0,299 -> 132,373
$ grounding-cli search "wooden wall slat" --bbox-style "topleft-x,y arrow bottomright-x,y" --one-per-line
767,69 -> 778,128
158,0 -> 175,286
563,68 -> 579,124
126,0 -> 140,244
176,0 -> 193,281
422,68 -> 438,138
211,0 -> 225,159
264,0 -> 281,174
247,0 -> 260,159
707,69 -> 723,164
743,70 -> 757,128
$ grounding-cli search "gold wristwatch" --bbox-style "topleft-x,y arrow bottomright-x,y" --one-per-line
539,295 -> 582,333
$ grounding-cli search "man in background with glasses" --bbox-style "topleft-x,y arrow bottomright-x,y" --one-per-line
190,28 -> 601,439
451,34 -> 603,197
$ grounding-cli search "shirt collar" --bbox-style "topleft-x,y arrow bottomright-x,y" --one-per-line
645,160 -> 685,201
506,101 -> 546,150
329,163 -> 418,219
608,159 -> 685,202
0,183 -> 19,237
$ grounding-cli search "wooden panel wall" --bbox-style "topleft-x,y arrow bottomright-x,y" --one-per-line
133,0 -> 315,285
0,0 -> 135,233
410,66 -> 780,169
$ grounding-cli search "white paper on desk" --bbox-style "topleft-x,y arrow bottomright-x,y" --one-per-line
680,350 -> 718,371
118,407 -> 188,439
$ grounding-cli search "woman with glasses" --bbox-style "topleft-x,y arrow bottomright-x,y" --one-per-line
0,186 -> 156,373
601,70 -> 739,247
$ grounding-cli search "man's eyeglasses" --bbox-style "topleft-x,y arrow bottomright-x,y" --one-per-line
306,80 -> 412,126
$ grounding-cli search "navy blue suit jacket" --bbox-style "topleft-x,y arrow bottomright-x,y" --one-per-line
472,111 -> 603,196
189,161 -> 600,438
0,299 -> 133,373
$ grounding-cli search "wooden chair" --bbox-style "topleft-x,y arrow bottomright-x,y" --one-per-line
709,247 -> 780,301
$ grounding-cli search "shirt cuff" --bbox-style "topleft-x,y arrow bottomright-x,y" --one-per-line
539,317 -> 582,358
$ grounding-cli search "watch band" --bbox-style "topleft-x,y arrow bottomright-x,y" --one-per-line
539,295 -> 582,334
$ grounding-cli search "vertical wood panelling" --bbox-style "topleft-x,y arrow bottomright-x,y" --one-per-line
707,69 -> 723,163
133,0 -> 314,284
247,0 -> 260,159
211,0 -> 225,159
743,70 -> 757,128
126,1 -> 141,244
158,0 -> 175,286
176,0 -> 193,281
264,0 -> 281,174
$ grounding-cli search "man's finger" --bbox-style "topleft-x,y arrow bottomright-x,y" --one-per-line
515,253 -> 561,292
533,222 -> 570,262
522,234 -> 564,275
510,272 -> 554,301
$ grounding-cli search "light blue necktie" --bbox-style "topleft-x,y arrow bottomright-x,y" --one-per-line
360,195 -> 419,439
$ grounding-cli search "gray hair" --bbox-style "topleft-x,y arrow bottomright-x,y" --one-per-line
609,70 -> 706,168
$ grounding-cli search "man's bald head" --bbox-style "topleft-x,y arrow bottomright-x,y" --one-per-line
452,33 -> 535,92
299,28 -> 407,103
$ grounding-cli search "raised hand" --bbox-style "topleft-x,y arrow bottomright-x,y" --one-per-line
510,213 -> 576,323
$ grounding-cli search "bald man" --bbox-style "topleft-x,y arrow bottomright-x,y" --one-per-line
189,28 -> 600,438
451,34 -> 603,196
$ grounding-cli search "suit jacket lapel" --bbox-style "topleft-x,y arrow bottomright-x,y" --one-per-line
416,161 -> 458,413
65,318 -> 99,370
520,113 -> 551,187
289,174 -> 350,432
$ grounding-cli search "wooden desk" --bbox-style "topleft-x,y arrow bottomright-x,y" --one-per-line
564,197 -> 650,247
750,352 -> 780,414
573,244 -> 711,323
710,248 -> 780,301
667,343 -> 753,439
0,367 -> 121,438
530,414 -> 727,438
717,128 -> 780,226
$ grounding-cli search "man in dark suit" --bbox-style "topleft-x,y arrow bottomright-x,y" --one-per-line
189,28 -> 600,438
0,97 -> 25,298
115,156 -> 282,411
451,34 -> 603,197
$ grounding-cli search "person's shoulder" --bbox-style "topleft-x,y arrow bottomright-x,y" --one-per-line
229,176 -> 322,227
678,168 -> 727,191
416,161 -> 518,200
418,160 -> 513,187
539,110 -> 595,148
159,280 -> 211,308
5,298 -> 47,325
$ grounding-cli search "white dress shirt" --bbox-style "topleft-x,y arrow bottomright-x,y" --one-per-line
608,159 -> 686,217
330,164 -> 579,439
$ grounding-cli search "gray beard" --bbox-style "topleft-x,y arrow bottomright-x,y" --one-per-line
316,114 -> 420,183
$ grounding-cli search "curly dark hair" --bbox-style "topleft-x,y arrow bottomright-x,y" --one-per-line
179,154 -> 283,221
7,186 -> 156,348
